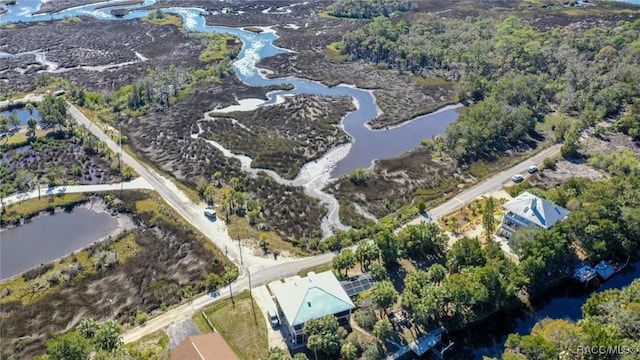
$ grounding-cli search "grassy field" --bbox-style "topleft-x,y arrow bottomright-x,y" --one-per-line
194,291 -> 268,360
0,231 -> 139,307
323,41 -> 347,61
297,263 -> 333,277
125,329 -> 170,360
141,13 -> 183,29
194,33 -> 240,63
3,128 -> 53,145
1,193 -> 88,225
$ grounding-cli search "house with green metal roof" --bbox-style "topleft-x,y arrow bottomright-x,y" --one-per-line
269,271 -> 355,345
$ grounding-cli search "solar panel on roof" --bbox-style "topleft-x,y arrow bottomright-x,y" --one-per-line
340,273 -> 377,298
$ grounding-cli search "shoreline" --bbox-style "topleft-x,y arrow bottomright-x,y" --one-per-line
0,198 -> 135,282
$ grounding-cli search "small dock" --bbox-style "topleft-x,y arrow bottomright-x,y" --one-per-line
573,264 -> 597,283
387,327 -> 453,360
574,258 -> 629,283
595,261 -> 617,280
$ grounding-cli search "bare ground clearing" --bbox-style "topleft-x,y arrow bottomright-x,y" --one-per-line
530,131 -> 640,189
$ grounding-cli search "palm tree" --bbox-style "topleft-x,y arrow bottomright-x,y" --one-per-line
8,110 -> 20,131
0,114 -> 9,136
26,117 -> 38,139
25,102 -> 34,116
204,184 -> 215,205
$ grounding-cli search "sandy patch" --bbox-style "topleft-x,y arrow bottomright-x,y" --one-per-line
212,98 -> 267,113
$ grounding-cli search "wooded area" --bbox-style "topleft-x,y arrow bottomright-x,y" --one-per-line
341,16 -> 640,163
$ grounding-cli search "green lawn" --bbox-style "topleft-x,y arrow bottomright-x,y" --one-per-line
297,263 -> 333,277
194,291 -> 268,360
2,193 -> 88,225
125,330 -> 170,359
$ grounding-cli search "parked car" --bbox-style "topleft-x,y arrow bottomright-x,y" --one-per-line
512,174 -> 524,183
267,310 -> 280,328
527,165 -> 538,174
204,208 -> 216,218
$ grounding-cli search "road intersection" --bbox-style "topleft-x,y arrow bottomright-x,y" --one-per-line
3,96 -> 563,343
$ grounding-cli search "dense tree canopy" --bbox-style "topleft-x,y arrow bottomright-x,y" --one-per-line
38,94 -> 68,131
398,222 -> 447,259
304,316 -> 341,357
327,0 -> 412,18
500,279 -> 640,360
341,16 -> 640,163
44,318 -> 123,360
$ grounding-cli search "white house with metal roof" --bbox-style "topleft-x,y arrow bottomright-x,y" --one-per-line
269,271 -> 355,345
498,192 -> 571,238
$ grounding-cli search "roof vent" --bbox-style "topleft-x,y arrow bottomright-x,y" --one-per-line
307,301 -> 311,307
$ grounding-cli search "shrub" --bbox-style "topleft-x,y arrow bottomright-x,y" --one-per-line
354,308 -> 377,331
542,157 -> 556,170
348,168 -> 375,186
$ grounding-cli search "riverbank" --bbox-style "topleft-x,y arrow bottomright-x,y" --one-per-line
0,198 -> 135,281
447,262 -> 640,359
0,189 -> 235,358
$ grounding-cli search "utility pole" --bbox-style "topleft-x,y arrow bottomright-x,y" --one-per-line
247,266 -> 257,324
237,231 -> 243,266
107,298 -> 114,318
226,268 -> 235,308
119,121 -> 123,192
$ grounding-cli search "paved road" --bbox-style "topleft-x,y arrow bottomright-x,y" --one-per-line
2,177 -> 153,207
66,98 -> 563,344
407,144 -> 562,226
67,103 -> 279,272
122,251 -> 336,343
120,142 -> 562,343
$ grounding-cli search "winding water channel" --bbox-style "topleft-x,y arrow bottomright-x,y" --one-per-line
0,0 -> 459,178
3,0 -> 640,356
0,0 -> 460,235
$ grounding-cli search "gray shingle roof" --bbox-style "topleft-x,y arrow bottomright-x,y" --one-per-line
503,192 -> 571,229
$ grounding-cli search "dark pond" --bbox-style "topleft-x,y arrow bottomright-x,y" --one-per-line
0,207 -> 119,280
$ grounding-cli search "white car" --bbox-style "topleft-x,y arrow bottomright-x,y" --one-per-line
204,208 -> 216,218
512,174 -> 524,183
528,165 -> 538,174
